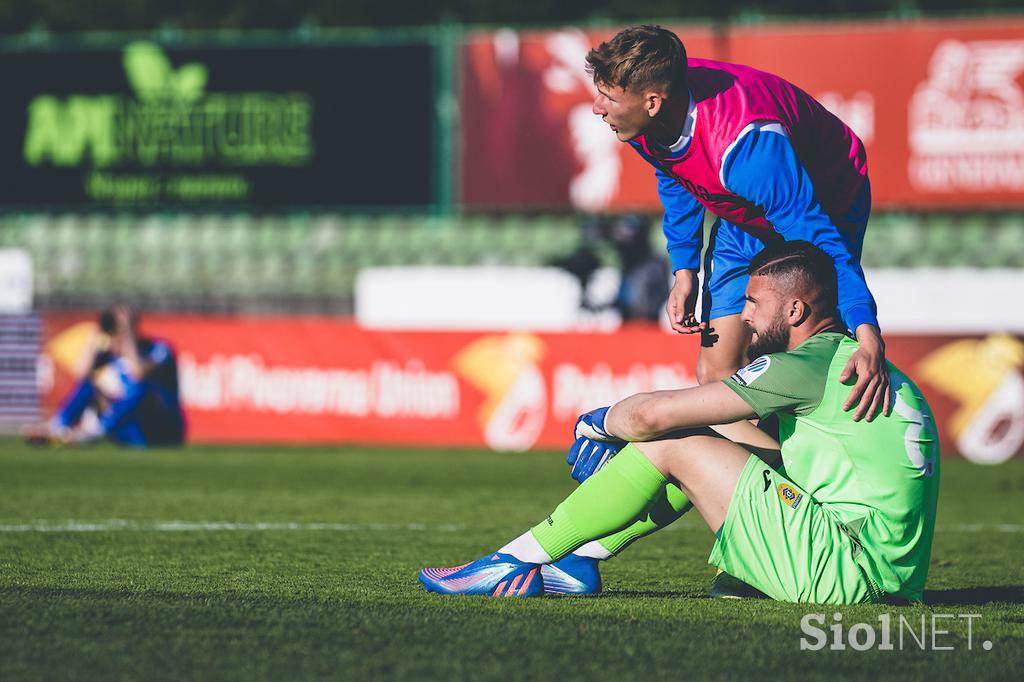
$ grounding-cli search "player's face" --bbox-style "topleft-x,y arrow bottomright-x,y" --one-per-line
741,275 -> 791,360
591,83 -> 653,141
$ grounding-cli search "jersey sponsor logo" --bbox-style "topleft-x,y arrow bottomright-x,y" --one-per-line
660,167 -> 713,202
731,356 -> 771,386
777,483 -> 804,510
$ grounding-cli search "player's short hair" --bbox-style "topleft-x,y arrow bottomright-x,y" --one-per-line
748,240 -> 839,314
585,25 -> 687,94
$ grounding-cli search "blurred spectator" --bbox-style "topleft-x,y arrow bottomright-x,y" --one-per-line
603,214 -> 670,322
551,214 -> 670,322
548,216 -> 604,308
28,305 -> 185,448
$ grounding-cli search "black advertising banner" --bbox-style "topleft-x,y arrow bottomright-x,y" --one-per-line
0,41 -> 435,207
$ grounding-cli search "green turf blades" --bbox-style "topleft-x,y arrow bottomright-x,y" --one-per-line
0,440 -> 1022,681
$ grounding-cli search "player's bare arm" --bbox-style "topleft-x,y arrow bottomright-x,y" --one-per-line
111,305 -> 161,381
604,382 -> 755,441
111,305 -> 145,379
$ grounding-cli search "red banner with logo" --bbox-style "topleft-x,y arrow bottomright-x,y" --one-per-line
460,17 -> 1024,211
41,314 -> 1023,464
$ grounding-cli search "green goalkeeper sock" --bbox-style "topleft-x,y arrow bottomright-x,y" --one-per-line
594,483 -> 693,555
530,443 -> 667,561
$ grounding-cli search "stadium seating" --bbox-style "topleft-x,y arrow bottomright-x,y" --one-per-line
1,211 -> 1021,312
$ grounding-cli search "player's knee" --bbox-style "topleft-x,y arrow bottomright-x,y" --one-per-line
696,356 -> 739,385
630,440 -> 675,476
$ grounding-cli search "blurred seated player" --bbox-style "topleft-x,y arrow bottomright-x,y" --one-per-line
419,242 -> 939,603
30,305 -> 185,448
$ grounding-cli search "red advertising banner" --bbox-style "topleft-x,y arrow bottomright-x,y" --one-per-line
460,17 -> 1024,211
41,314 -> 1024,464
460,27 -> 718,210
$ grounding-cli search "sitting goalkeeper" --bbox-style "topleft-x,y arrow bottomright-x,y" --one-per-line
34,305 -> 185,448
420,241 -> 939,604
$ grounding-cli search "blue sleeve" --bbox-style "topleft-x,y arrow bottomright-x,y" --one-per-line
146,341 -> 170,365
656,167 -> 705,273
98,344 -> 175,434
722,128 -> 878,333
99,380 -> 148,434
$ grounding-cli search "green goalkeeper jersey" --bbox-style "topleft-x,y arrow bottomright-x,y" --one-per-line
723,332 -> 940,601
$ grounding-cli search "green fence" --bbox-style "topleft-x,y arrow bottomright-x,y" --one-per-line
3,211 -> 1022,313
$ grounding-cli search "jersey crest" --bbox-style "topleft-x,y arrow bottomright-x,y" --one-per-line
777,483 -> 804,510
731,356 -> 771,386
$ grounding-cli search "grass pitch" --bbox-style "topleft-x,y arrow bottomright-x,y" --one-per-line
1,441 -> 1021,681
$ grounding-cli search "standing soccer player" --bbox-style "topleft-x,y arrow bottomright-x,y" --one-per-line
587,25 -> 888,419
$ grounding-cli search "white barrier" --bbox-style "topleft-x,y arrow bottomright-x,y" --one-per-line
0,249 -> 32,314
356,265 -> 1024,334
868,269 -> 1024,333
355,266 -> 620,331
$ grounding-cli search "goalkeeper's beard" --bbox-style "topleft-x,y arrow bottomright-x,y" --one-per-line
747,316 -> 790,361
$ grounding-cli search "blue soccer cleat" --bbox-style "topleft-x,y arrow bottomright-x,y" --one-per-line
541,554 -> 602,595
419,552 -> 543,597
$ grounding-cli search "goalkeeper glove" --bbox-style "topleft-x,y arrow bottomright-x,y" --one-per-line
566,407 -> 625,483
573,406 -> 614,441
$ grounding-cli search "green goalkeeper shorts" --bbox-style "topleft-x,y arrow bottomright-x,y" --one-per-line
708,454 -> 883,605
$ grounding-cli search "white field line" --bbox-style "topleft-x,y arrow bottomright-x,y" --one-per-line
0,520 -> 464,533
0,520 -> 1020,534
656,521 -> 1024,534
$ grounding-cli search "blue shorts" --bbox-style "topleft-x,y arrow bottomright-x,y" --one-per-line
701,180 -> 871,322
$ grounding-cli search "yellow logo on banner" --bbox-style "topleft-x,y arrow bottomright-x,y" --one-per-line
452,334 -> 547,452
917,334 -> 1024,465
47,321 -> 101,375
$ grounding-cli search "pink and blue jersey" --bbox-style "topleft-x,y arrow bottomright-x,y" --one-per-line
629,58 -> 877,332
